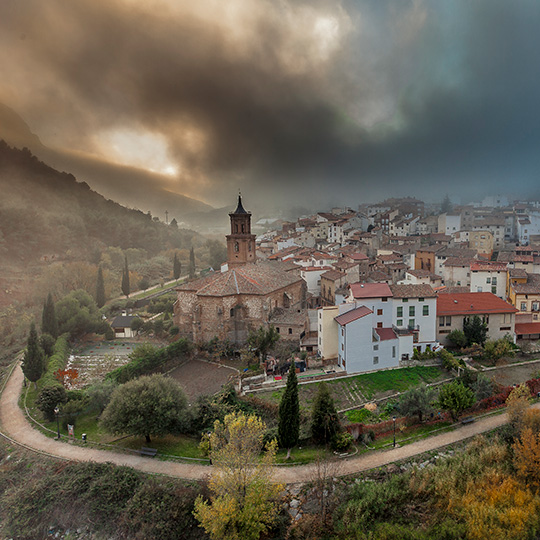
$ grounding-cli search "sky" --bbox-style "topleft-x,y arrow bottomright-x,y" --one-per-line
1,0 -> 540,210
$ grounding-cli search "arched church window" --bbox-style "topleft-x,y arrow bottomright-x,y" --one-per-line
235,224 -> 239,233
241,224 -> 245,233
234,242 -> 239,252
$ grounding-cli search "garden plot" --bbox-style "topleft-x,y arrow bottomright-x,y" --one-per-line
64,341 -> 137,389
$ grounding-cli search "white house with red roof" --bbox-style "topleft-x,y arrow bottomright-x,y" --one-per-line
318,282 -> 439,373
436,292 -> 517,345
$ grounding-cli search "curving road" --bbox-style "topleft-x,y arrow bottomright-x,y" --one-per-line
0,363 -> 516,484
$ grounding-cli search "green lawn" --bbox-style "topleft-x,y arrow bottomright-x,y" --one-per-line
257,366 -> 447,412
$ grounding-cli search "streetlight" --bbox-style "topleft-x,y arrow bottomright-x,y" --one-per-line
392,416 -> 396,448
54,406 -> 60,440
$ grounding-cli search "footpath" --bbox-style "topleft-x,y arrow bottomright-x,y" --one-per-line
0,363 -> 520,485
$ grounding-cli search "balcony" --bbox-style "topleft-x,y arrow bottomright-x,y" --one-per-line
392,324 -> 420,336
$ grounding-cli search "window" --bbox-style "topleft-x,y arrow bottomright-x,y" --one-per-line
423,305 -> 429,316
377,309 -> 383,316
521,302 -> 527,311
492,286 -> 497,294
533,302 -> 539,312
403,298 -> 409,303
409,306 -> 415,317
373,344 -> 379,351
288,328 -> 292,335
377,322 -> 383,328
446,316 -> 451,327
373,356 -> 379,365
392,346 -> 396,358
382,297 -> 388,302
397,319 -> 403,326
477,287 -> 483,293
397,306 -> 403,317
276,327 -> 280,334
234,242 -> 239,252
492,276 -> 497,285
418,297 -> 424,302
486,277 -> 491,284
439,316 -> 445,327
409,319 -> 415,328
230,308 -> 235,317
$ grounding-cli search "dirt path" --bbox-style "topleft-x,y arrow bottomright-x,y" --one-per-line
0,363 -> 522,484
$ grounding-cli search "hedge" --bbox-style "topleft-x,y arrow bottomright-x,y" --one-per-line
40,334 -> 70,389
106,338 -> 193,384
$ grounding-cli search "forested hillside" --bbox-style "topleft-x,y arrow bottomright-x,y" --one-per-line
0,141 -> 198,263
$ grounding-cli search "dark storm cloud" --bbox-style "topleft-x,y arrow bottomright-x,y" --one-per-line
1,0 -> 540,207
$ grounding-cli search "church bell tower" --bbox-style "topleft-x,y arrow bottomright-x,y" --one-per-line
226,194 -> 256,266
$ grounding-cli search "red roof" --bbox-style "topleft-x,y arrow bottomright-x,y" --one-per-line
350,282 -> 393,299
335,306 -> 373,326
437,292 -> 518,316
470,262 -> 508,272
516,322 -> 540,335
374,327 -> 397,341
349,252 -> 369,261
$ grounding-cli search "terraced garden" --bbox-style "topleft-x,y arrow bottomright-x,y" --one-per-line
256,366 -> 449,413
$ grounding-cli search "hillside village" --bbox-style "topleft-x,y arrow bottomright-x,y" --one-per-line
197,194 -> 540,377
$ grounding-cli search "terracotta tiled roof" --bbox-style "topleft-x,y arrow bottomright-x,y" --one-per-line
443,257 -> 476,267
509,268 -> 528,278
374,327 -> 397,341
350,282 -> 393,299
335,306 -> 373,326
390,284 -> 436,298
437,292 -> 518,316
417,245 -> 445,253
407,269 -> 442,280
511,282 -> 540,295
516,322 -> 540,335
178,261 -> 303,297
321,270 -> 345,281
349,252 -> 369,261
470,262 -> 508,272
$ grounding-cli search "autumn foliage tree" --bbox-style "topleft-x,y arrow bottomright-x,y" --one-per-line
193,412 -> 283,540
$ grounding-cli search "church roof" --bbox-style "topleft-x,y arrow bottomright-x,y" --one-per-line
177,261 -> 303,297
232,195 -> 249,214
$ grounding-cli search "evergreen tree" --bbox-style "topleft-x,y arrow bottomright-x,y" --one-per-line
311,382 -> 341,445
96,265 -> 106,308
441,194 -> 453,214
173,252 -> 181,280
463,315 -> 488,346
170,217 -> 178,228
278,361 -> 300,459
188,247 -> 196,279
121,255 -> 130,297
22,322 -> 44,389
41,292 -> 58,338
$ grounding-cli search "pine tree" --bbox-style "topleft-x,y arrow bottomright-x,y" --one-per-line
22,322 -> 44,389
188,247 -> 196,279
96,265 -> 106,308
173,253 -> 181,281
41,292 -> 58,338
311,382 -> 340,445
278,361 -> 300,459
121,255 -> 130,297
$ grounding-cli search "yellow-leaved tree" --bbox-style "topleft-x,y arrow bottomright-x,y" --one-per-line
193,412 -> 283,540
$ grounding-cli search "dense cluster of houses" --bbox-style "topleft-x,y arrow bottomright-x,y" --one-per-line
173,195 -> 540,375
252,195 -> 540,374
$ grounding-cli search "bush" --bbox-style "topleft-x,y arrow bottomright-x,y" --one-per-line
36,385 -> 67,421
40,335 -> 70,389
447,329 -> 467,349
106,339 -> 192,383
332,432 -> 353,452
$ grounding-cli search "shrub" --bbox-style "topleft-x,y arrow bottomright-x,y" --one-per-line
447,329 -> 467,349
36,385 -> 67,421
332,432 -> 353,452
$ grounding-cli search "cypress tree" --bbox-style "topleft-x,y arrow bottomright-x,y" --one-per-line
121,255 -> 130,297
41,292 -> 58,338
278,360 -> 300,459
22,322 -> 44,389
96,265 -> 106,308
188,247 -> 196,279
173,253 -> 181,281
311,382 -> 341,445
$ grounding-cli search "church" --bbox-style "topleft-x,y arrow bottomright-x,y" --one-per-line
173,196 -> 307,345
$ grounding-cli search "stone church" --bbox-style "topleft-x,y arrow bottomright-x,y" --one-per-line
173,196 -> 307,345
